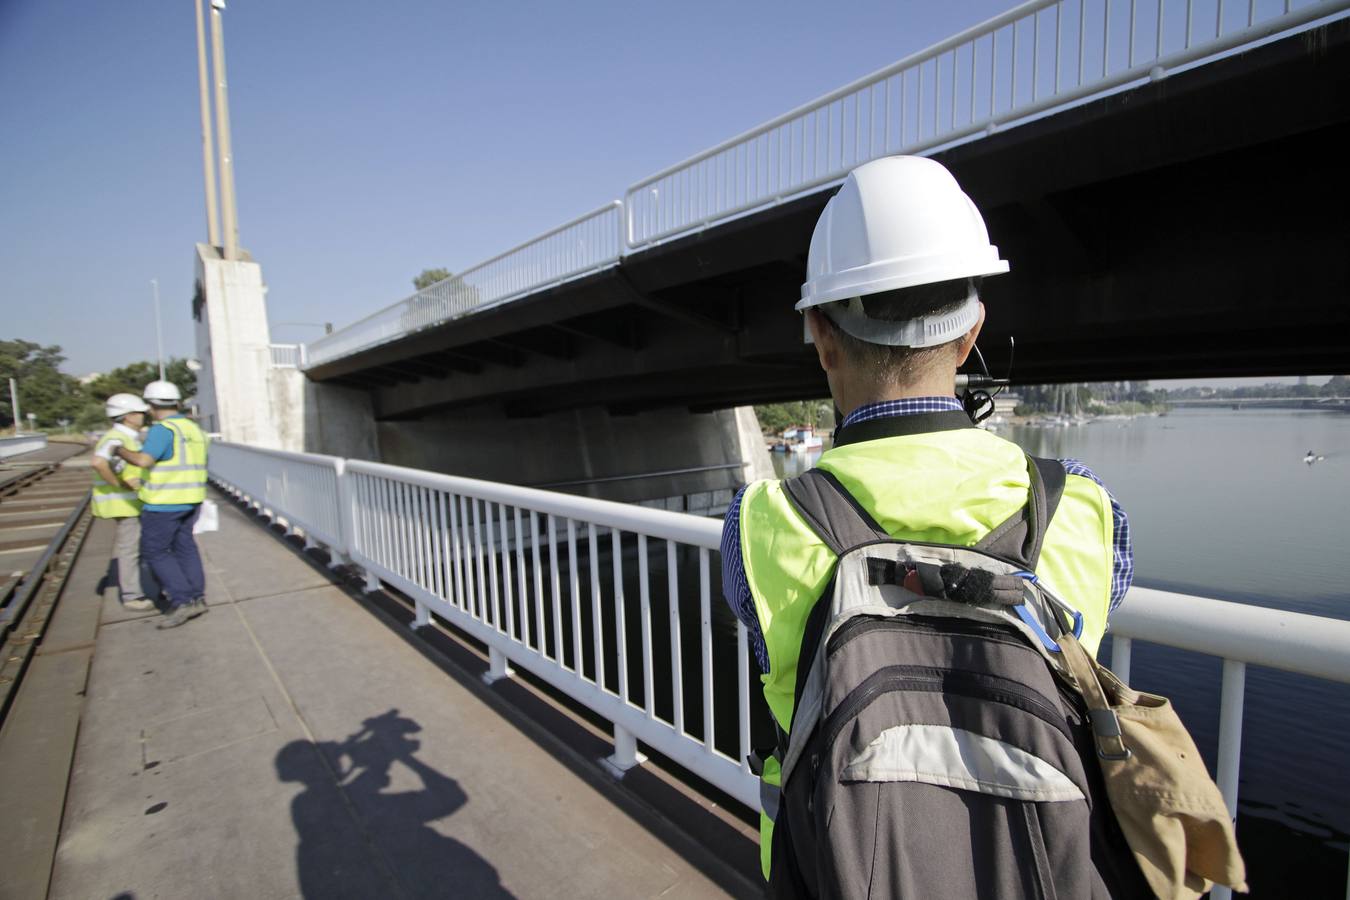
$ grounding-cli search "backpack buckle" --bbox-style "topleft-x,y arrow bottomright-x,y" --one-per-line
1089,709 -> 1133,761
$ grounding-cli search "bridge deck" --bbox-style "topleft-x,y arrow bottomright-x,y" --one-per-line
34,494 -> 751,899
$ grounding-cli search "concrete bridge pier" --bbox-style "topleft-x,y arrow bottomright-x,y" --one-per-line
377,404 -> 774,513
193,242 -> 380,458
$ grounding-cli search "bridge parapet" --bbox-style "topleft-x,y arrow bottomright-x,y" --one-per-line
624,0 -> 1350,247
210,440 -> 1350,898
305,203 -> 624,369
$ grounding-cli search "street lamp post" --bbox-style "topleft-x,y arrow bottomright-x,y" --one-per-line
152,278 -> 166,381
7,378 -> 19,435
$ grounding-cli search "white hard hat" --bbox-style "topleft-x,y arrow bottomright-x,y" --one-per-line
798,156 -> 1009,346
143,380 -> 183,405
105,393 -> 150,419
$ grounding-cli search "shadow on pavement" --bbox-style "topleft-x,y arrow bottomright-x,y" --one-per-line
277,709 -> 515,899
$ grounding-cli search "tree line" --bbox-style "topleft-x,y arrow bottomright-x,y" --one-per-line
1,339 -> 198,434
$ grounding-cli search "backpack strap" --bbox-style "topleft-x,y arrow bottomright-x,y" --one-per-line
975,455 -> 1066,571
782,454 -> 1066,569
781,468 -> 890,557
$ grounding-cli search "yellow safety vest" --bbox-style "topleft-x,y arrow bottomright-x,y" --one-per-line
91,427 -> 144,519
139,417 -> 209,507
738,418 -> 1116,878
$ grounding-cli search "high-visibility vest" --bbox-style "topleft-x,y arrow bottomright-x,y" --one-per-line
91,427 -> 145,519
139,417 -> 209,507
736,412 -> 1116,878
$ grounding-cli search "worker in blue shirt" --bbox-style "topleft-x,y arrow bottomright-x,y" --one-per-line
116,380 -> 211,629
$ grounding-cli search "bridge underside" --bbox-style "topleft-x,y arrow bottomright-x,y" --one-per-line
308,21 -> 1350,422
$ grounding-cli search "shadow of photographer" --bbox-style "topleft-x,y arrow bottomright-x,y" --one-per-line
277,709 -> 514,898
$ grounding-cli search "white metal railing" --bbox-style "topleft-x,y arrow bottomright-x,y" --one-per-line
0,433 -> 48,459
269,343 -> 304,368
300,0 -> 1348,372
624,0 -> 1350,247
208,442 -> 347,559
208,442 -> 1350,893
304,203 -> 625,369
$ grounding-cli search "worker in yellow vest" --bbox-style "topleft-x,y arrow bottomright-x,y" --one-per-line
90,393 -> 155,611
115,380 -> 210,629
720,156 -> 1133,888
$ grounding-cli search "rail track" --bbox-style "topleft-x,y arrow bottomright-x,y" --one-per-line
0,441 -> 93,725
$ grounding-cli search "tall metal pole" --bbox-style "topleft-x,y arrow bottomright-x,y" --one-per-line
195,0 -> 221,249
209,0 -> 239,261
152,278 -> 166,380
8,378 -> 20,435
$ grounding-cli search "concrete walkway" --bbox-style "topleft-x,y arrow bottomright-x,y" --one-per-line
46,496 -> 748,899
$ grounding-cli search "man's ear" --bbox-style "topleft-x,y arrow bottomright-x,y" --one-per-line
806,308 -> 838,372
953,302 -> 986,367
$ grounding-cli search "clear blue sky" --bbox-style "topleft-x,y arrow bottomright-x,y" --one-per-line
0,0 -> 1326,389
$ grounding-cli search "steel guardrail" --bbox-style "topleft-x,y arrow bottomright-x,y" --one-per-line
0,435 -> 49,460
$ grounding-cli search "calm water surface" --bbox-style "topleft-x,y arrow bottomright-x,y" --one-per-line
771,409 -> 1350,895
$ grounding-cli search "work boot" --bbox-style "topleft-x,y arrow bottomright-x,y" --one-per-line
156,604 -> 195,630
123,597 -> 155,612
190,596 -> 210,617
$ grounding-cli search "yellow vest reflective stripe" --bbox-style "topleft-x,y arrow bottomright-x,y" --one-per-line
91,429 -> 144,519
738,426 -> 1115,877
139,418 -> 209,506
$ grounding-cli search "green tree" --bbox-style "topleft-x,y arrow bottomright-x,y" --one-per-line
86,358 -> 197,404
413,268 -> 452,291
1322,375 -> 1350,397
754,400 -> 833,435
0,339 -> 86,431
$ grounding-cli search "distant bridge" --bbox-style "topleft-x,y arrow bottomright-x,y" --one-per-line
1169,396 -> 1350,410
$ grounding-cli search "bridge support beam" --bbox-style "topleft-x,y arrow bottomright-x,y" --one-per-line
376,404 -> 774,510
193,244 -> 281,443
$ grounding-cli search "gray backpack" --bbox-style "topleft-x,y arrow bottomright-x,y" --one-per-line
764,459 -> 1151,899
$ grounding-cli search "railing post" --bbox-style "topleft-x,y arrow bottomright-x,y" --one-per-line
363,569 -> 381,593
1111,635 -> 1132,685
601,724 -> 648,778
330,459 -> 352,569
1211,659 -> 1247,900
411,600 -> 431,630
482,646 -> 514,685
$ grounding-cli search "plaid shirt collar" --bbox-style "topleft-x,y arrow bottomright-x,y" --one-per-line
839,396 -> 964,430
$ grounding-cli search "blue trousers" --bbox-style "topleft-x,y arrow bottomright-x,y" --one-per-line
140,507 -> 204,609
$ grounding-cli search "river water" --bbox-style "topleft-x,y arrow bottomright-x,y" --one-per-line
771,408 -> 1350,895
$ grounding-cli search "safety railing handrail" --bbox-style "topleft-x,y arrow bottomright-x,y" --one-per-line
269,343 -> 303,368
208,441 -> 347,556
345,459 -> 723,549
304,202 -> 624,368
0,434 -> 49,459
300,0 -> 1349,372
622,0 -> 1350,247
209,439 -> 1350,900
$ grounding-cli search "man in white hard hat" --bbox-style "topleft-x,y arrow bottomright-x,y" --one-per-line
720,157 -> 1134,889
115,380 -> 211,629
90,393 -> 155,612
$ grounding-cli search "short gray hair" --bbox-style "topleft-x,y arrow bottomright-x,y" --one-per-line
819,278 -> 977,384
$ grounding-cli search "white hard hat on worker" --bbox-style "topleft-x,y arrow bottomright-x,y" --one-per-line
799,156 -> 1008,347
105,393 -> 150,420
142,380 -> 183,406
